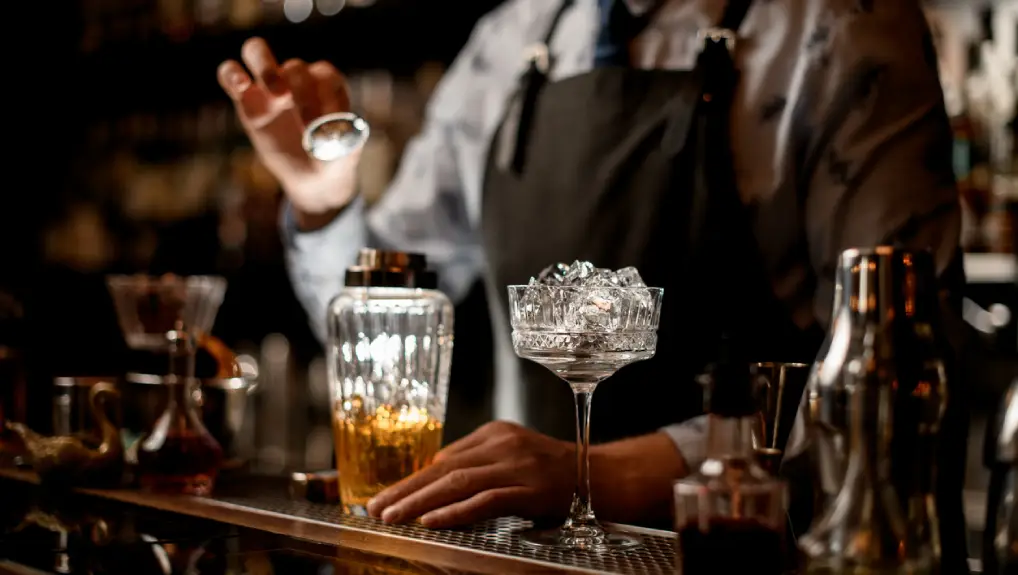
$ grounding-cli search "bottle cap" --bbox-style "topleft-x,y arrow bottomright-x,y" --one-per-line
344,249 -> 438,289
289,470 -> 340,504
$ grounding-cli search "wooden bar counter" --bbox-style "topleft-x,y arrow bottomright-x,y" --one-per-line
0,469 -> 677,575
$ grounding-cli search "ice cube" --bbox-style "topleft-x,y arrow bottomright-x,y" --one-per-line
563,260 -> 594,285
536,263 -> 569,285
616,266 -> 645,287
587,268 -> 620,287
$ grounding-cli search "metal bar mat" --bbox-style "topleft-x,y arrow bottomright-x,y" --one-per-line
216,494 -> 678,574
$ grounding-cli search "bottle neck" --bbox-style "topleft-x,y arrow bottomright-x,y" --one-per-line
705,414 -> 757,461
166,379 -> 198,409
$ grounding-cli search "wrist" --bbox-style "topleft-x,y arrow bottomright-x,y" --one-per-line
589,432 -> 689,525
291,206 -> 345,232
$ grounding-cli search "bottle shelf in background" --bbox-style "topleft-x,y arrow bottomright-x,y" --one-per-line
73,0 -> 502,115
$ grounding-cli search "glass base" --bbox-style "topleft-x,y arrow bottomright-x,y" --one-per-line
521,525 -> 641,552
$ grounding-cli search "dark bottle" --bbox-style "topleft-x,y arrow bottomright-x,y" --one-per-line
674,336 -> 787,575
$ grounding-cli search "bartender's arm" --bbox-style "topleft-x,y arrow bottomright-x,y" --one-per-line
218,26 -> 494,342
366,0 -> 962,528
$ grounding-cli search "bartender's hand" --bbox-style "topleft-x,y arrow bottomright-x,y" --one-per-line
217,38 -> 358,231
366,421 -> 688,528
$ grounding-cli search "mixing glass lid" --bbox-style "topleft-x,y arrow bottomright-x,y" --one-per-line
344,249 -> 438,289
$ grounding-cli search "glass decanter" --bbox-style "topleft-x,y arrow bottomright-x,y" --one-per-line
107,275 -> 225,495
674,338 -> 788,575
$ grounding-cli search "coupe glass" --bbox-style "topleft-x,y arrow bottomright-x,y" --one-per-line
507,285 -> 664,551
106,275 -> 226,365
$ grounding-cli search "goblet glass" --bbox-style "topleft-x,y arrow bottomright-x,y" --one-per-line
507,284 -> 664,551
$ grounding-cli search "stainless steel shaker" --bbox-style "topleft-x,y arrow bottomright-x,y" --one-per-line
804,247 -> 949,569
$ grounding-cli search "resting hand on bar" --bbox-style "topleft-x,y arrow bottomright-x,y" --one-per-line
366,421 -> 688,528
217,38 -> 358,231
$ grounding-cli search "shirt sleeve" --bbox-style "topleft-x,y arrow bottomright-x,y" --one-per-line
281,16 -> 497,344
662,416 -> 709,472
801,1 -> 962,326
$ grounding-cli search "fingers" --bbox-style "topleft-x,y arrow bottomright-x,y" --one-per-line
217,60 -> 270,120
379,461 -> 519,524
435,421 -> 520,463
420,487 -> 531,529
241,37 -> 286,95
280,58 -> 321,124
217,60 -> 252,98
308,60 -> 351,115
432,430 -> 489,464
366,449 -> 492,518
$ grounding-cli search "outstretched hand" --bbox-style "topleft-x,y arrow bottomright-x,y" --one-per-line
217,37 -> 358,228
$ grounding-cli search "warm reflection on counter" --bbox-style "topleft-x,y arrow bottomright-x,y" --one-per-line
0,479 -> 469,575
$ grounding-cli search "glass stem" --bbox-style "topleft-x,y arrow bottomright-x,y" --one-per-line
569,389 -> 597,527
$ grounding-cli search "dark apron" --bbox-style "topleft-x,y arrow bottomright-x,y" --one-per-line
481,0 -> 822,444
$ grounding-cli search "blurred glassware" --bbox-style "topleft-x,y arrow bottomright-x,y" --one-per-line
676,342 -> 788,575
106,275 -> 226,495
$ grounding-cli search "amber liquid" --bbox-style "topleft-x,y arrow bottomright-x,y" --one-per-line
678,518 -> 784,575
137,429 -> 223,496
333,398 -> 443,513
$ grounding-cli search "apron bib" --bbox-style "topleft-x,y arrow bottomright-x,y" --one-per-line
481,0 -> 821,443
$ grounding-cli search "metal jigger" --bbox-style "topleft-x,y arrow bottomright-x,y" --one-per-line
750,362 -> 810,475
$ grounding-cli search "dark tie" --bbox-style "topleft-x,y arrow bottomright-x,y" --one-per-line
594,0 -> 637,67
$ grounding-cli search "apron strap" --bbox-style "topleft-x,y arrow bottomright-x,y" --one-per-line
686,0 -> 755,340
495,0 -> 575,173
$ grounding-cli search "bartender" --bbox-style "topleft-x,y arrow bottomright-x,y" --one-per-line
219,0 -> 967,569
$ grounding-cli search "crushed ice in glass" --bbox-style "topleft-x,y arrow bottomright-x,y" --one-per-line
522,260 -> 654,332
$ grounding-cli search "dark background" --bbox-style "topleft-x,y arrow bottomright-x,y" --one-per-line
3,0 -> 504,436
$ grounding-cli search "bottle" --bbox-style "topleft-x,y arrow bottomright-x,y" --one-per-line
135,335 -> 223,496
803,248 -> 946,570
799,327 -> 925,574
673,336 -> 787,575
326,249 -> 454,514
